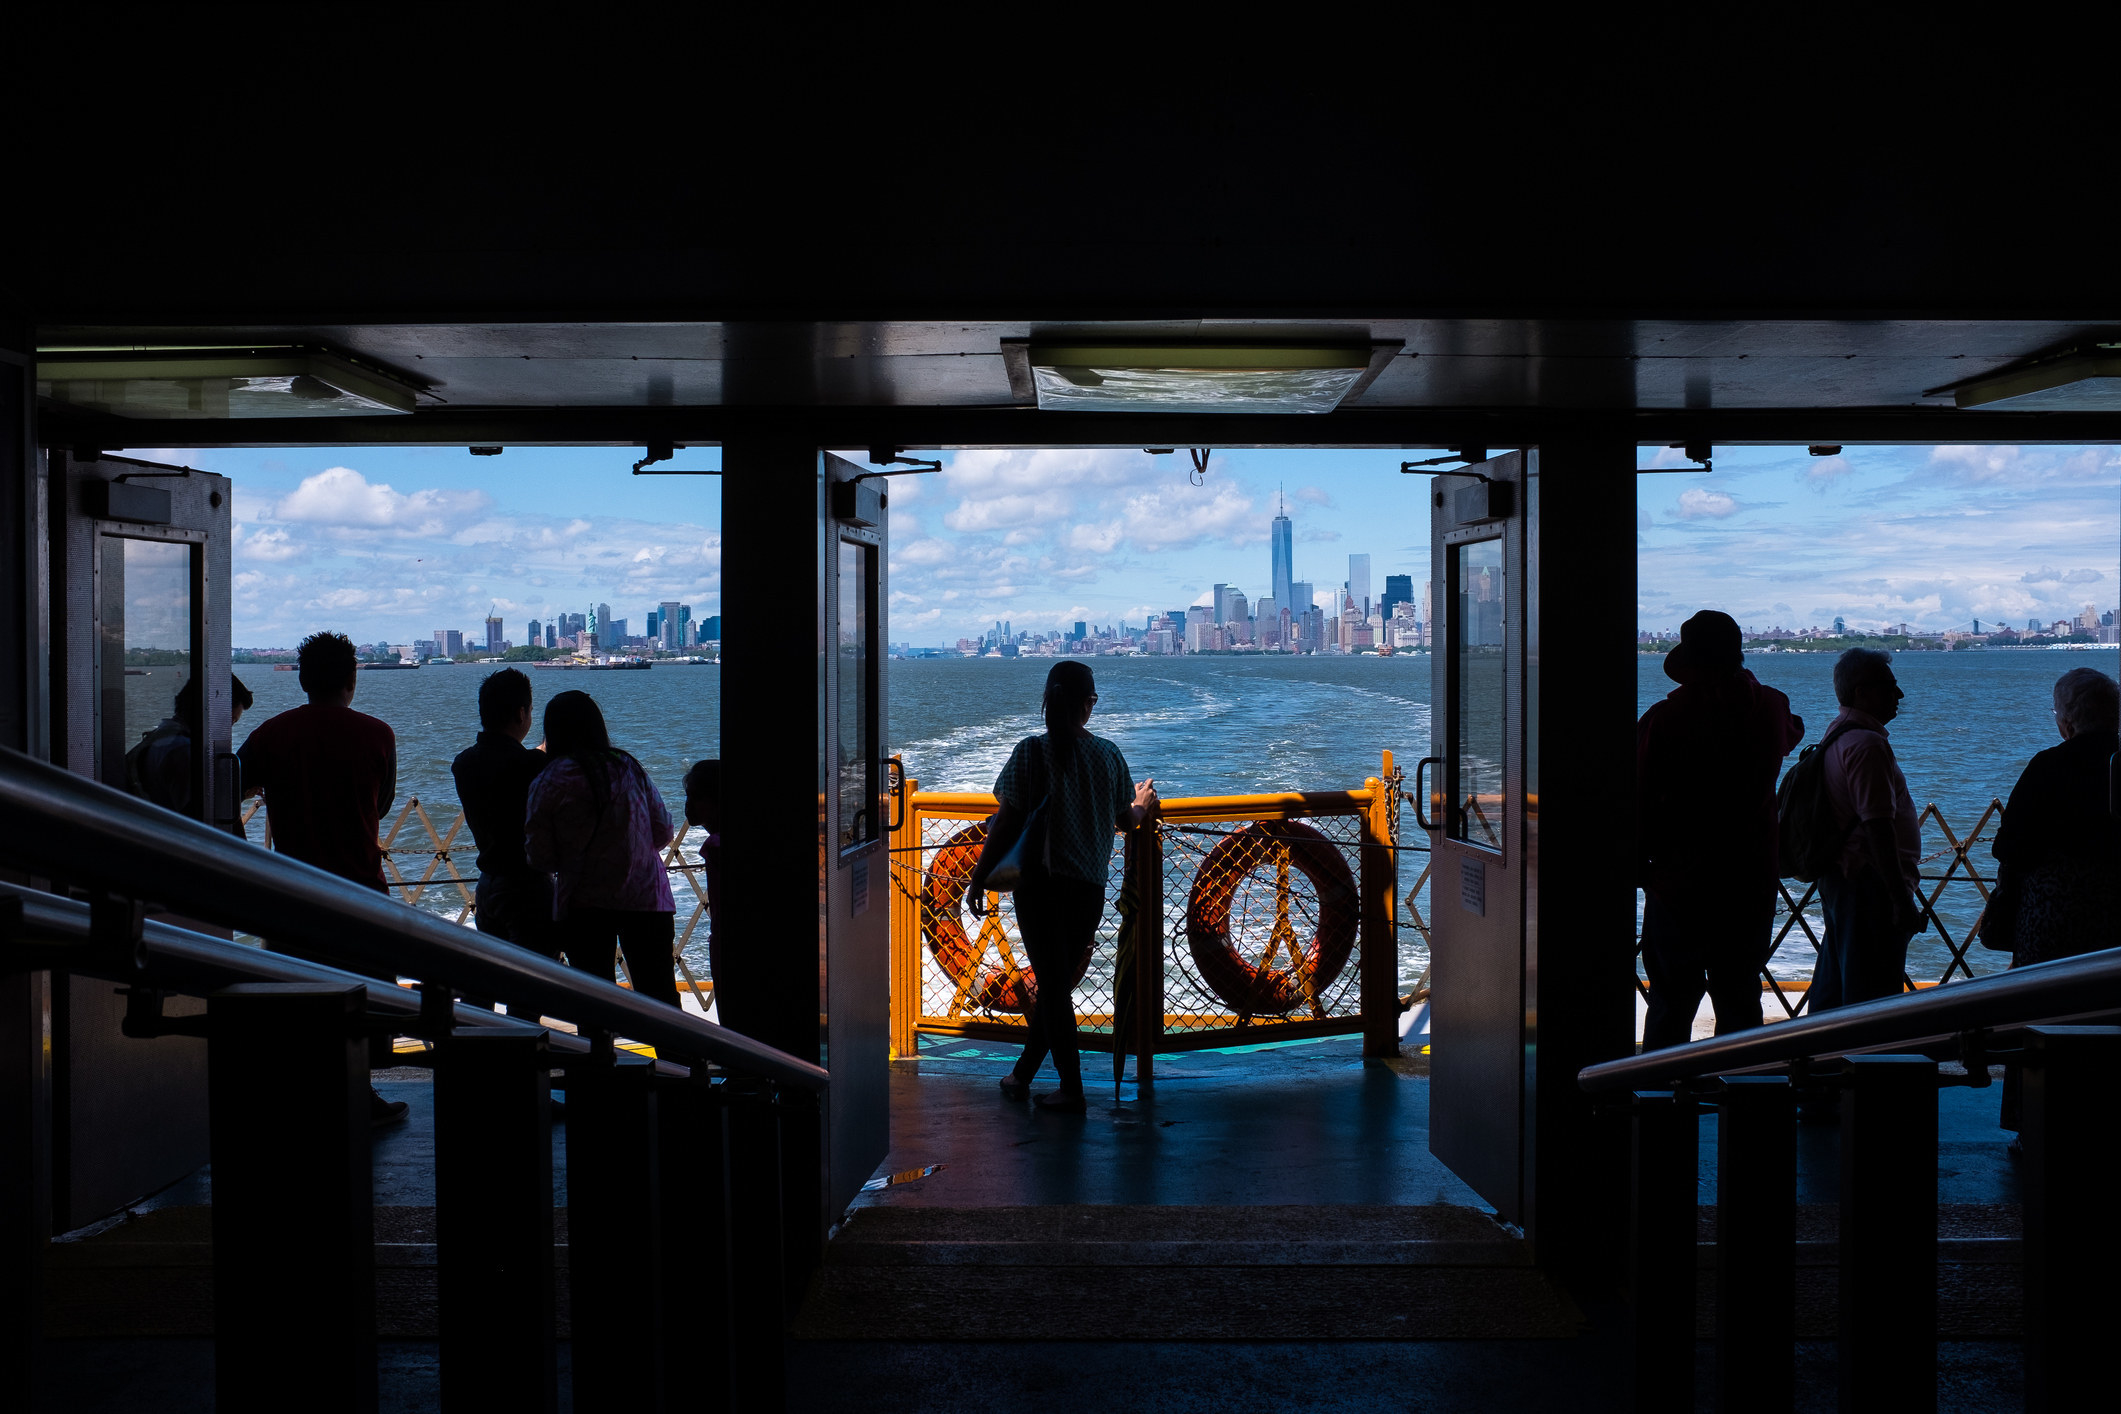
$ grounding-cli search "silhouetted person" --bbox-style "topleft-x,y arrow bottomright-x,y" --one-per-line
235,631 -> 406,1125
452,668 -> 556,958
1811,648 -> 1926,1012
1636,610 -> 1804,1049
526,690 -> 679,1007
682,759 -> 726,1006
129,673 -> 253,824
1990,668 -> 2121,1137
238,632 -> 397,891
967,661 -> 1158,1112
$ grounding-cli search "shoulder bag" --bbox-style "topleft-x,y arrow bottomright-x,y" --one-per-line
984,735 -> 1052,893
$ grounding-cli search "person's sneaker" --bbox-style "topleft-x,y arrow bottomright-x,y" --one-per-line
370,1088 -> 410,1128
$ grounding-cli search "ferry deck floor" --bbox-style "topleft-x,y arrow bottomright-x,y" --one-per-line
33,1033 -> 2026,1413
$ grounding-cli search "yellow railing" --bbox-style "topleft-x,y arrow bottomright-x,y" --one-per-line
888,752 -> 1409,1080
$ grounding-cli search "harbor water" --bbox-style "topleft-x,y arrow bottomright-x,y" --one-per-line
125,646 -> 2120,989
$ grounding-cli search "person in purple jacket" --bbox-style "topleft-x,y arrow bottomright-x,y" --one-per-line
525,690 -> 680,1007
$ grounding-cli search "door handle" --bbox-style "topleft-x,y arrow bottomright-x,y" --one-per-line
1412,757 -> 1442,833
886,755 -> 907,833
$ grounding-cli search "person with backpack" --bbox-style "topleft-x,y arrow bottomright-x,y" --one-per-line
1807,648 -> 1927,1013
525,690 -> 680,1007
965,661 -> 1159,1112
1636,611 -> 1804,1049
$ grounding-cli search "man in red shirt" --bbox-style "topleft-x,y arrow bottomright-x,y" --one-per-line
239,632 -> 397,891
238,630 -> 406,1126
1636,611 -> 1805,1049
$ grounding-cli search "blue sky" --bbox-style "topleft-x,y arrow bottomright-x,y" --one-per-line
121,442 -> 2118,646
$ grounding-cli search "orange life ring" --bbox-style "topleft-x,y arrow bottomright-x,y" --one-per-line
921,823 -> 1092,1016
1185,820 -> 1358,1017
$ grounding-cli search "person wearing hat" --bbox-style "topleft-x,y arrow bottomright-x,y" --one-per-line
1636,610 -> 1805,1050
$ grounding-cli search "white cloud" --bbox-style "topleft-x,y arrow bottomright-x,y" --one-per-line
273,466 -> 491,532
1675,488 -> 1739,519
2021,565 -> 2103,585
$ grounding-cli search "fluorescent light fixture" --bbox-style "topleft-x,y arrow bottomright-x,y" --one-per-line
1948,344 -> 2121,412
37,347 -> 419,418
1016,343 -> 1385,414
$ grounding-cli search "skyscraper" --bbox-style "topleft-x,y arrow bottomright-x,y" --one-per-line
1348,554 -> 1372,619
1211,584 -> 1228,624
1382,574 -> 1413,622
660,599 -> 683,651
1271,489 -> 1293,616
484,613 -> 504,654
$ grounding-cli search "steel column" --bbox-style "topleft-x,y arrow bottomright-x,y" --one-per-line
1630,1089 -> 1698,1414
1836,1055 -> 1936,1412
2020,1026 -> 2121,1413
435,1027 -> 556,1414
658,1076 -> 732,1413
723,1079 -> 787,1411
568,1054 -> 665,1414
208,983 -> 375,1414
1714,1076 -> 1795,1413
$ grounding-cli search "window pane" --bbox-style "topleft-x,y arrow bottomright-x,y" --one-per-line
119,537 -> 194,755
1449,537 -> 1505,849
837,539 -> 875,850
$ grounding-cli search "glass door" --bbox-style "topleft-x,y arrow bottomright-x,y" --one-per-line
1426,452 -> 1529,1223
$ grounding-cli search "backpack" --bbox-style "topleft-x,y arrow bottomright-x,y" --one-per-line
1775,721 -> 1858,882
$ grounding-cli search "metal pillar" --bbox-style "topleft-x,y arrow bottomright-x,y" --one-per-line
1714,1076 -> 1795,1413
1359,759 -> 1399,1058
435,1028 -> 556,1414
2020,1026 -> 2121,1413
658,1076 -> 732,1413
208,983 -> 375,1414
567,1053 -> 665,1414
723,1079 -> 787,1412
1837,1056 -> 1936,1412
1629,1089 -> 1698,1414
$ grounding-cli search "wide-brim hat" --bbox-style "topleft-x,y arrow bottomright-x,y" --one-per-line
1664,609 -> 1743,682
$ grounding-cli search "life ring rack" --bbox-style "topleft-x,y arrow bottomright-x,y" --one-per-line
1184,819 -> 1359,1018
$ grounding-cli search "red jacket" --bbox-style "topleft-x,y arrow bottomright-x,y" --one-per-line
1636,669 -> 1804,904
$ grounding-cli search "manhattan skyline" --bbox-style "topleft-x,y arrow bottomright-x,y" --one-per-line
113,442 -> 2119,647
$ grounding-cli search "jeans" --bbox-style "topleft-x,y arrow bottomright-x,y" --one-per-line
1639,888 -> 1774,1050
1811,869 -> 1912,1013
564,908 -> 680,1008
1010,875 -> 1106,1091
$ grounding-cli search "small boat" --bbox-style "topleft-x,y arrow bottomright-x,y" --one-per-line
124,667 -> 150,676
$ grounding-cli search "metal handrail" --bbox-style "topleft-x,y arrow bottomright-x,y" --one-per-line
0,879 -> 591,1054
1580,944 -> 2121,1093
0,745 -> 828,1092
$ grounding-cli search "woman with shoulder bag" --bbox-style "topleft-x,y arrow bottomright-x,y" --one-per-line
968,662 -> 1159,1113
525,690 -> 681,1008
1985,667 -> 2121,1141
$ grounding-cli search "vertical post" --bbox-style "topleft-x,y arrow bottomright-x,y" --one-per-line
887,782 -> 920,1062
2020,1026 -> 2121,1414
723,1079 -> 787,1411
1629,1089 -> 1698,1414
1714,1076 -> 1795,1413
434,1028 -> 556,1414
1838,1056 -> 1936,1412
1525,441 -> 1639,1278
208,983 -> 375,1414
659,1075 -> 732,1414
1135,821 -> 1164,1085
568,1054 -> 665,1414
0,966 -> 50,1407
1361,756 -> 1400,1058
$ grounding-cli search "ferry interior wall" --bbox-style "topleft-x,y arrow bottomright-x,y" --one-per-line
6,77 -> 2121,1414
